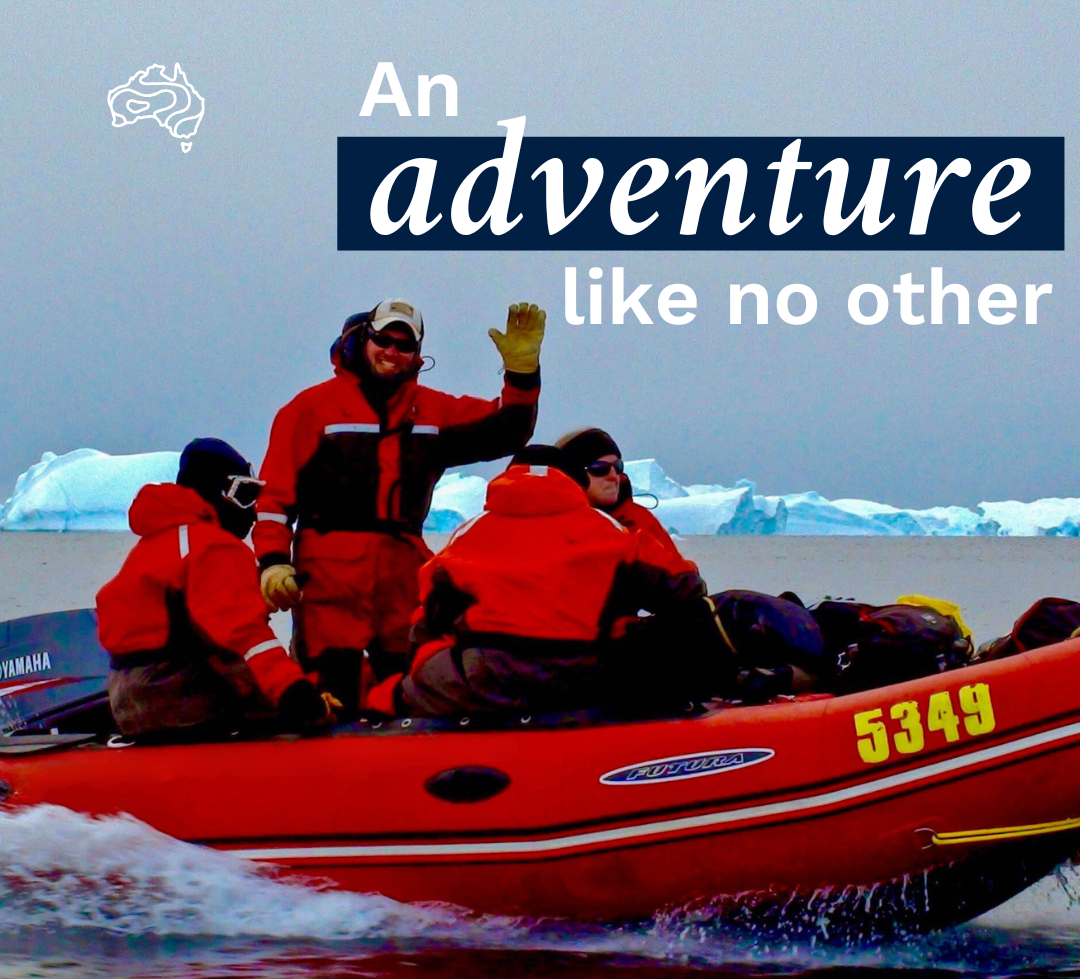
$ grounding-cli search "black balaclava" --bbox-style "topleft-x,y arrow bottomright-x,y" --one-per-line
556,429 -> 621,479
176,437 -> 258,539
555,428 -> 627,512
509,444 -> 588,487
336,310 -> 422,408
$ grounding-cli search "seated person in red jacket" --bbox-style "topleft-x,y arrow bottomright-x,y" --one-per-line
98,438 -> 335,741
365,447 -> 735,720
555,428 -> 698,575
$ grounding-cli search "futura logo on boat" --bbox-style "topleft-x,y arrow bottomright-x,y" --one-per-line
599,748 -> 775,785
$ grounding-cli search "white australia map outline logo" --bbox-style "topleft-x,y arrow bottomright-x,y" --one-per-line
107,63 -> 204,153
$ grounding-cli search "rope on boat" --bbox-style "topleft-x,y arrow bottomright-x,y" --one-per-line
930,815 -> 1080,846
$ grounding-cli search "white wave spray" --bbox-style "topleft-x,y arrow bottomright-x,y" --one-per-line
0,804 -> 519,941
3,804 -> 1080,974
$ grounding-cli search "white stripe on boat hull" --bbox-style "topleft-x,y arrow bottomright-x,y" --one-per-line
228,718 -> 1080,862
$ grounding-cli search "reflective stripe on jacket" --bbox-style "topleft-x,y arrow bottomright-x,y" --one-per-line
253,366 -> 540,565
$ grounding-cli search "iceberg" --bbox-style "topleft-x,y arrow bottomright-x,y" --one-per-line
649,483 -> 787,536
622,459 -> 688,499
0,450 -> 490,535
4,449 -> 1080,538
780,493 -> 1002,537
626,463 -> 784,535
423,473 -> 488,533
976,498 -> 1080,537
0,449 -> 180,531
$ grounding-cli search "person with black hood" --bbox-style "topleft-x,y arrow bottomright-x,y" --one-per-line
98,438 -> 335,740
555,428 -> 698,576
254,299 -> 545,714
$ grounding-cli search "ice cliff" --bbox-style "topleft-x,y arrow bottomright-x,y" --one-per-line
0,450 -> 181,531
3,449 -> 1079,537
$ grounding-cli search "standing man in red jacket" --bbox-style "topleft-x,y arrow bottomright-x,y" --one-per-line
255,298 -> 545,713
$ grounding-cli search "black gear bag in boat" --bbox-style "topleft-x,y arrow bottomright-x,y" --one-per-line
710,590 -> 828,675
838,604 -> 973,693
974,597 -> 1080,662
707,590 -> 829,702
809,599 -> 875,664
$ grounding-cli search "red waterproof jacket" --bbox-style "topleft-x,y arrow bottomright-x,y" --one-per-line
97,483 -> 305,706
417,465 -> 704,649
367,465 -> 707,716
253,364 -> 540,567
608,498 -> 700,576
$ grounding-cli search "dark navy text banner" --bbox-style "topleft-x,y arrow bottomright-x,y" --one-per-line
338,136 -> 1063,251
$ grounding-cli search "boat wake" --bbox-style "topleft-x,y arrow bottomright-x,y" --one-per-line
0,804 -> 517,941
2,804 -> 1080,975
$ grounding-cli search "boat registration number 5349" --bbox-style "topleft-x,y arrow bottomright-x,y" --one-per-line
853,683 -> 995,764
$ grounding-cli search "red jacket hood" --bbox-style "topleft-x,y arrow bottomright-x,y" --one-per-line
128,483 -> 218,538
485,465 -> 590,517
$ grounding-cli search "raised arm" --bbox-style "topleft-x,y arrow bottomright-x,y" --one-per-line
434,303 -> 545,468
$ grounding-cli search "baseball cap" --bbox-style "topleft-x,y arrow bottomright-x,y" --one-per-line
369,299 -> 424,343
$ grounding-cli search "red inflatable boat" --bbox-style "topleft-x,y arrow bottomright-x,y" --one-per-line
0,609 -> 1079,936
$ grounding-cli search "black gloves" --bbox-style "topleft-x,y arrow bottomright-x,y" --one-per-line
278,681 -> 334,731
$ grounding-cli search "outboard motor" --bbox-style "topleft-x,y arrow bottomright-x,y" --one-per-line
0,610 -> 112,735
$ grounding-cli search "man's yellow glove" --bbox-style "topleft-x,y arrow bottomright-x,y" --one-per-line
488,302 -> 546,374
320,691 -> 343,726
261,564 -> 303,611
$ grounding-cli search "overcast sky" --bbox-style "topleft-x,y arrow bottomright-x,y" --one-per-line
1,0 -> 1076,509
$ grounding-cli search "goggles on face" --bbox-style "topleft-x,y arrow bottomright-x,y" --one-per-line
223,475 -> 266,509
584,459 -> 625,478
367,329 -> 419,355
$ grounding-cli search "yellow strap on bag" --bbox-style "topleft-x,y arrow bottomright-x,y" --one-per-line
895,593 -> 972,640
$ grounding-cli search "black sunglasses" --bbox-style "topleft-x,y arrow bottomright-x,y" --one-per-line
368,330 -> 419,354
584,459 -> 625,478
